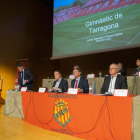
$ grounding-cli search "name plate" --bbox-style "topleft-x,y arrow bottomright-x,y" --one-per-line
114,89 -> 128,97
69,75 -> 75,79
118,73 -> 121,75
38,87 -> 46,93
87,74 -> 95,78
68,88 -> 78,94
21,87 -> 28,92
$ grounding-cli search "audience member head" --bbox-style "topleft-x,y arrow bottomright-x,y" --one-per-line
54,70 -> 61,81
136,59 -> 140,67
73,65 -> 79,70
17,62 -> 24,72
118,63 -> 123,70
73,68 -> 81,79
109,63 -> 119,77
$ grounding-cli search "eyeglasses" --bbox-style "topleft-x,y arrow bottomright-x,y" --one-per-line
109,68 -> 117,70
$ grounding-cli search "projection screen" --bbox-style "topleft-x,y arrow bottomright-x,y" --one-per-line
52,0 -> 140,59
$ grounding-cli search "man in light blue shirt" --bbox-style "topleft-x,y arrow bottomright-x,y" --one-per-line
49,70 -> 68,93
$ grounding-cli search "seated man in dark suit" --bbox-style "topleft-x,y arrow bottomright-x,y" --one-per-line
49,70 -> 68,93
118,63 -> 127,76
70,65 -> 83,77
70,68 -> 89,93
101,63 -> 128,94
132,58 -> 140,75
17,63 -> 34,90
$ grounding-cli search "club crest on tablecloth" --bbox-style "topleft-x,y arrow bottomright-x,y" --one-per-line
53,99 -> 71,126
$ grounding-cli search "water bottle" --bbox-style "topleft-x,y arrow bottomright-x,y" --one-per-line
15,84 -> 17,91
89,83 -> 93,95
99,71 -> 102,77
15,84 -> 19,91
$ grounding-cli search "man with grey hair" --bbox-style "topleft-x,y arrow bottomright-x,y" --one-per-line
101,63 -> 128,94
71,65 -> 83,77
70,68 -> 89,93
49,70 -> 68,93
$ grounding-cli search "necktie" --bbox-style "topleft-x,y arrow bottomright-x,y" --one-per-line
20,71 -> 23,86
75,80 -> 78,88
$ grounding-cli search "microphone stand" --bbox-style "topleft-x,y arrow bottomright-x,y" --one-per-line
44,81 -> 50,92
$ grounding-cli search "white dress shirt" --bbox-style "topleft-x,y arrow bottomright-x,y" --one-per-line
108,74 -> 118,94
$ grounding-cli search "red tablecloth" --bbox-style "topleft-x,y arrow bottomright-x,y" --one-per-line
22,92 -> 133,140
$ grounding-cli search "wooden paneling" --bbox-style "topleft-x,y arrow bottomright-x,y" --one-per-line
0,0 -> 59,103
60,47 -> 140,78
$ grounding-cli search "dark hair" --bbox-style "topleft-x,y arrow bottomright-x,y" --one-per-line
54,70 -> 61,75
74,65 -> 79,68
73,68 -> 81,72
118,62 -> 123,66
137,59 -> 140,61
17,62 -> 24,67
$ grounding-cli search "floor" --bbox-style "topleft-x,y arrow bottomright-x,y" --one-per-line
0,104 -> 84,140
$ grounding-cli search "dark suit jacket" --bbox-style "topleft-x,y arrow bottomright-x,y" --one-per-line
70,77 -> 89,93
101,75 -> 128,94
52,78 -> 68,93
119,67 -> 127,76
18,68 -> 34,90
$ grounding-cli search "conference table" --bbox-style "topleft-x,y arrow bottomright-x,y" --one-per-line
4,90 -> 140,140
42,76 -> 140,95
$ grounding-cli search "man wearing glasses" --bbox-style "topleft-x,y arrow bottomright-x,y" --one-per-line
132,59 -> 140,75
101,63 -> 128,94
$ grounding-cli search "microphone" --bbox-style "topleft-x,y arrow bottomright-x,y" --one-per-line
44,81 -> 50,92
45,80 -> 50,87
